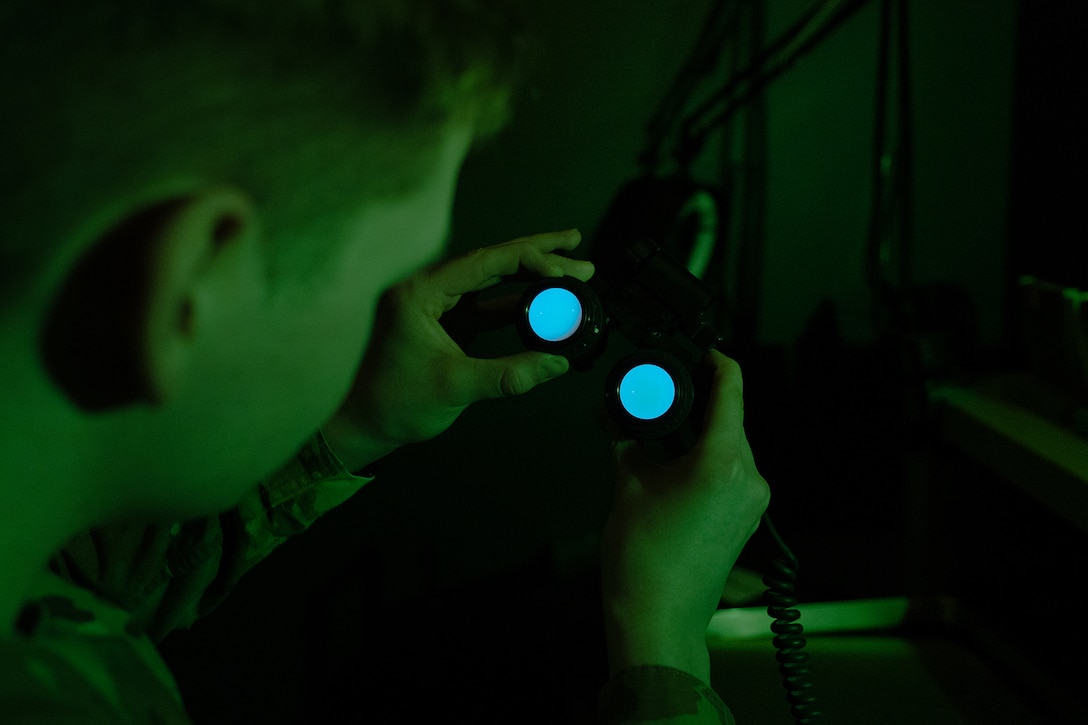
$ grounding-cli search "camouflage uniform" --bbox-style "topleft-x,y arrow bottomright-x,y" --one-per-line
0,432 -> 733,723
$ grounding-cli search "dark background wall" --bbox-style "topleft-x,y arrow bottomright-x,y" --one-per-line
157,1 -> 1045,722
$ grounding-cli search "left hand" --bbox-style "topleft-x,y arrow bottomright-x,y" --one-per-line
323,229 -> 595,472
600,351 -> 769,681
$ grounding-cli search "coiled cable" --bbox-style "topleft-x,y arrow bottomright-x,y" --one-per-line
761,513 -> 822,723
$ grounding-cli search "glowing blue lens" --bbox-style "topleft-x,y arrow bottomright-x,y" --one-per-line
618,364 -> 676,420
528,287 -> 583,342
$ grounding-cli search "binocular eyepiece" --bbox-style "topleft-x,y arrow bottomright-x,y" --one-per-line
519,276 -> 606,359
515,239 -> 724,449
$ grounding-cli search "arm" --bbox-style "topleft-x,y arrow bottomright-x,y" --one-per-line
598,351 -> 770,724
322,229 -> 595,470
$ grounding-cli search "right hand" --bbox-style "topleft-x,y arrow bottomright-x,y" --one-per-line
600,350 -> 770,682
323,230 -> 593,472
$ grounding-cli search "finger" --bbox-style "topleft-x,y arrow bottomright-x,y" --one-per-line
697,350 -> 746,454
551,256 -> 595,282
610,438 -> 657,493
495,228 -> 595,281
430,230 -> 593,300
592,403 -> 627,447
458,351 -> 570,402
465,238 -> 591,288
468,292 -> 522,333
502,228 -> 585,255
438,292 -> 519,348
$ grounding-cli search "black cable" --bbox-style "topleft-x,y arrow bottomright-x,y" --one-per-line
865,0 -> 914,335
761,513 -> 822,724
677,0 -> 873,166
638,0 -> 743,174
864,0 -> 892,317
681,0 -> 832,136
895,0 -> 913,293
733,0 -> 767,353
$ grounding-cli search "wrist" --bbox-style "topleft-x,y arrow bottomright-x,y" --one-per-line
603,607 -> 712,682
320,415 -> 398,475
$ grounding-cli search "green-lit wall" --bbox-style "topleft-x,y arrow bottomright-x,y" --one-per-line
761,1 -> 1015,348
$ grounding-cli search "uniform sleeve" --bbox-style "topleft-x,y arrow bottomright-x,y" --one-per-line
598,665 -> 736,724
48,430 -> 371,643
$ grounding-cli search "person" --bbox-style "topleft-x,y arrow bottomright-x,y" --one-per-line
0,1 -> 770,723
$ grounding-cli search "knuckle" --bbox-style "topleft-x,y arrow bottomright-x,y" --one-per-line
732,463 -> 770,514
751,471 -> 771,510
499,367 -> 534,397
517,240 -> 542,262
718,454 -> 749,488
714,355 -> 743,384
712,363 -> 744,406
485,243 -> 523,278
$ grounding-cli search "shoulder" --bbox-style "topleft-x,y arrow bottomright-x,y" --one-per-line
0,636 -> 120,724
1,574 -> 194,724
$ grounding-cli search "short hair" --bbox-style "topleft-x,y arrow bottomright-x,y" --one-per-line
0,0 -> 525,312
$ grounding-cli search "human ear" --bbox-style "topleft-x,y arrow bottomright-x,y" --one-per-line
39,188 -> 256,411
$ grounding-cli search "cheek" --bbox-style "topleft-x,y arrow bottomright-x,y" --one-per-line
256,288 -> 375,436
330,306 -> 375,397
314,285 -> 382,403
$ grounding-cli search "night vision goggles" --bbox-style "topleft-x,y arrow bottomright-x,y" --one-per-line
516,237 -> 724,452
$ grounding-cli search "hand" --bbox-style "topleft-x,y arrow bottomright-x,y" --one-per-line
600,351 -> 770,681
323,229 -> 595,472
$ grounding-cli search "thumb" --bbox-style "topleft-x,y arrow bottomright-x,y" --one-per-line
593,404 -> 654,482
465,351 -> 569,400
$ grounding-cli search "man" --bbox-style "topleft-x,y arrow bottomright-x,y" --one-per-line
0,2 -> 769,722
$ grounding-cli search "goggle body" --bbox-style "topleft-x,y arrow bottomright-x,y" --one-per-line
516,238 -> 724,451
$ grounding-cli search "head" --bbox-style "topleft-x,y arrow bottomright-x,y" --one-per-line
0,0 -> 524,523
